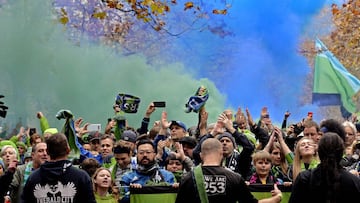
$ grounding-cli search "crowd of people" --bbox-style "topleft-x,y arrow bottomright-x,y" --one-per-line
1,97 -> 360,203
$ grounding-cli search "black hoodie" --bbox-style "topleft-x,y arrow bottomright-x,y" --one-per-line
21,160 -> 96,203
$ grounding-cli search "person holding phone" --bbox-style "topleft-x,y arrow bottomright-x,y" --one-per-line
153,111 -> 189,167
136,102 -> 158,135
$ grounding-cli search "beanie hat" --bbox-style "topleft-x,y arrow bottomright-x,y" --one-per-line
0,140 -> 17,153
179,136 -> 197,148
217,132 -> 236,147
16,141 -> 27,150
44,128 -> 58,135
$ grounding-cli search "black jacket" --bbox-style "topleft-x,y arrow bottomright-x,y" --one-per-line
21,160 -> 96,203
289,167 -> 360,203
0,170 -> 15,203
193,130 -> 254,178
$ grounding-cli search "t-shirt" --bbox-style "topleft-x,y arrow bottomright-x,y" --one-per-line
175,166 -> 258,203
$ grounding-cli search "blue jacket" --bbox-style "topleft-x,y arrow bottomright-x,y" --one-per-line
119,168 -> 175,203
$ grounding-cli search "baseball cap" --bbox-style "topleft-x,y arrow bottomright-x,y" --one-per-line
170,120 -> 187,131
121,130 -> 137,143
88,131 -> 102,143
179,136 -> 197,148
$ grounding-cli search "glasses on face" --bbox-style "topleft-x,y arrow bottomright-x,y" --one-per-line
137,151 -> 154,156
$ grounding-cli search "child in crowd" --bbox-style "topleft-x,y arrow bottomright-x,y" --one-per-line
247,150 -> 283,185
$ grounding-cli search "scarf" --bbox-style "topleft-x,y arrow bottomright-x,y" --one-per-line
172,170 -> 183,183
23,161 -> 34,186
248,172 -> 280,185
56,109 -> 79,153
222,150 -> 239,172
137,162 -> 167,185
184,86 -> 209,113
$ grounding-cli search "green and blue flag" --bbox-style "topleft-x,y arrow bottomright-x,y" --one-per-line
313,38 -> 360,117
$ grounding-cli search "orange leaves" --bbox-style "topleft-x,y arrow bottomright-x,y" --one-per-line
317,0 -> 360,78
331,4 -> 340,15
72,0 -> 232,34
104,0 -> 124,9
107,0 -> 117,8
213,9 -> 227,15
100,0 -> 231,33
184,2 -> 193,10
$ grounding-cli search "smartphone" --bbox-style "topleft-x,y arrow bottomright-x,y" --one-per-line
118,119 -> 126,129
29,128 -> 36,136
153,101 -> 166,108
87,124 -> 101,132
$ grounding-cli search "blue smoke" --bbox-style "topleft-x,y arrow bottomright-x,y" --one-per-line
159,0 -> 329,122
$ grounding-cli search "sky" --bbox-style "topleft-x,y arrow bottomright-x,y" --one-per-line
0,0 -> 341,134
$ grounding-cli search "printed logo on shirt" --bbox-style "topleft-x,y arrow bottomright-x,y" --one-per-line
203,175 -> 226,196
33,181 -> 77,203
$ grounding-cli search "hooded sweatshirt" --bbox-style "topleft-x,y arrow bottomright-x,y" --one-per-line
21,160 -> 96,203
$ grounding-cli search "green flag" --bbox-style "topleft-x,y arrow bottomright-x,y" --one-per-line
313,38 -> 360,116
56,109 -> 79,153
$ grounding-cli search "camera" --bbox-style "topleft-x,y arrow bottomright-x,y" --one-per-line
0,95 -> 8,118
292,124 -> 304,135
355,140 -> 360,150
29,128 -> 36,136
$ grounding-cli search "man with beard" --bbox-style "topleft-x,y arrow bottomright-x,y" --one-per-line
119,139 -> 175,203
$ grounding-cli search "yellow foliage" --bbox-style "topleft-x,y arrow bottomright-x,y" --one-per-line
59,8 -> 68,25
59,17 -> 68,25
92,11 -> 107,19
141,0 -> 150,6
150,3 -> 165,15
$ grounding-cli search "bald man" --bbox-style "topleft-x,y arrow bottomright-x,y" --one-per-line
176,138 -> 282,203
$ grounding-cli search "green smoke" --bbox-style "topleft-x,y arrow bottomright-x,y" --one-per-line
0,0 -> 226,133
